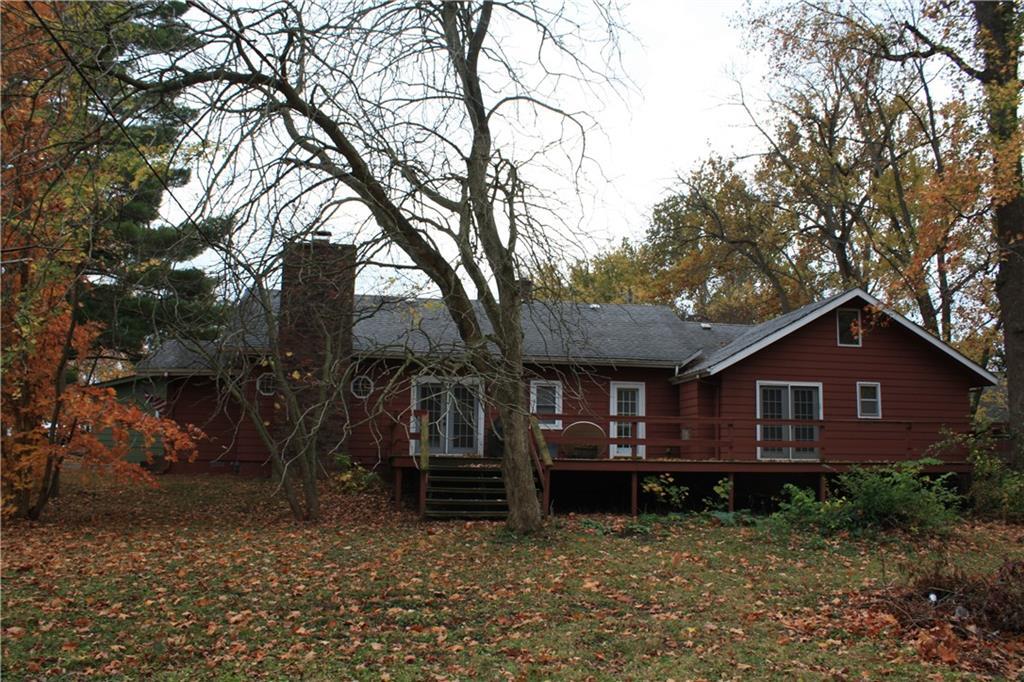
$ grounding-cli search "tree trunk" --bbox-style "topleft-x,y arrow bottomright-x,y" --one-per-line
491,299 -> 543,532
974,0 -> 1023,463
270,451 -> 305,521
499,399 -> 543,532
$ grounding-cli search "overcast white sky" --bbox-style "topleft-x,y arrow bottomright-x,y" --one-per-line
176,1 -> 769,285
575,0 -> 767,247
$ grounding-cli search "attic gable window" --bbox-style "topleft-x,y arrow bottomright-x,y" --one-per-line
837,309 -> 862,347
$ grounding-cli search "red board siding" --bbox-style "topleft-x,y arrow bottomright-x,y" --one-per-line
344,364 -> 682,465
707,303 -> 978,462
167,377 -> 273,474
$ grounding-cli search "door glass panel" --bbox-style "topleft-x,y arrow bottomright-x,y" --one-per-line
759,385 -> 786,457
449,384 -> 478,452
791,386 -> 819,457
417,382 -> 445,451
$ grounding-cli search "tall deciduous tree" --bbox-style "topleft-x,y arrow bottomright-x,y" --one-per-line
847,0 -> 1022,456
89,1 -> 621,531
566,1 -> 1003,367
1,1 -> 200,519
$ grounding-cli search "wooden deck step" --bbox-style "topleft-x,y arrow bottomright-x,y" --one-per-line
427,486 -> 507,495
423,461 -> 511,519
423,497 -> 507,507
427,475 -> 504,484
424,509 -> 509,519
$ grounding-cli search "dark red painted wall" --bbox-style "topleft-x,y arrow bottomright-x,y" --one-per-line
167,377 -> 273,475
705,300 -> 980,462
343,363 -> 682,466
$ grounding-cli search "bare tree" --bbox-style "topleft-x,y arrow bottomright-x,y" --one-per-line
76,1 -> 623,531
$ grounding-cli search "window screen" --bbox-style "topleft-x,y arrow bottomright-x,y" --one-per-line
858,382 -> 881,418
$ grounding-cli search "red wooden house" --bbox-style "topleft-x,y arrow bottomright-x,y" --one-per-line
136,241 -> 996,517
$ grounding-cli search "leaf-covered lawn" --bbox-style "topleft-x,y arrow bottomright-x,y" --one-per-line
3,472 -> 1022,680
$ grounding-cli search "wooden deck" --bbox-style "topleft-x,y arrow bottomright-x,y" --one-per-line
393,412 -> 974,518
389,453 -> 971,519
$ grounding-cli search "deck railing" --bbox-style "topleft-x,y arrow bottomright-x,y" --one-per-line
526,413 -> 971,463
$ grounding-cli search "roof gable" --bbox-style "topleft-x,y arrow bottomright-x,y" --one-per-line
677,288 -> 997,386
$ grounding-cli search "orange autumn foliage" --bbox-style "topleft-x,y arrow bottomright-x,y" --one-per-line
1,2 -> 200,519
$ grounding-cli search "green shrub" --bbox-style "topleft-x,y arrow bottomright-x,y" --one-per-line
770,484 -> 844,534
641,474 -> 689,510
702,476 -> 732,512
931,428 -> 1024,522
769,459 -> 961,535
332,455 -> 382,493
837,459 -> 960,531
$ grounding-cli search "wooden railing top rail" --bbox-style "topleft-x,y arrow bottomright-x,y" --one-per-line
531,413 -> 969,426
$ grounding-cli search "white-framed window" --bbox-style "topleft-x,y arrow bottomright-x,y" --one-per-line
610,381 -> 646,459
256,372 -> 276,396
837,308 -> 862,347
756,380 -> 823,461
857,381 -> 882,419
530,380 -> 563,429
409,377 -> 484,456
351,375 -> 374,400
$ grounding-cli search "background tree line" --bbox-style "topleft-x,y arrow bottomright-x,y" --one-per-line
543,1 -> 1020,444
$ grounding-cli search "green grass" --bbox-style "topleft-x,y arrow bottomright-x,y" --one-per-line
2,472 -> 1021,680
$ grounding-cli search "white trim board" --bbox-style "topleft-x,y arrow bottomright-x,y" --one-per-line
695,288 -> 997,386
609,381 -> 646,459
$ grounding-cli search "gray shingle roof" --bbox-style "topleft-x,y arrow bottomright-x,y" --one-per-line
135,287 -> 997,387
136,292 -> 750,372
353,296 -> 748,366
136,339 -> 216,373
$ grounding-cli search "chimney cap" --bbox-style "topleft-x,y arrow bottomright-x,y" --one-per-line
312,230 -> 331,243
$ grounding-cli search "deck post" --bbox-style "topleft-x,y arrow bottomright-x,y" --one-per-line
418,469 -> 428,519
393,467 -> 403,506
630,471 -> 638,517
542,469 -> 551,516
418,412 -> 430,470
728,472 -> 735,512
818,473 -> 828,502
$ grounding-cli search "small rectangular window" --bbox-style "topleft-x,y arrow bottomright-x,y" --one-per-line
530,380 -> 562,429
837,309 -> 862,347
857,382 -> 881,419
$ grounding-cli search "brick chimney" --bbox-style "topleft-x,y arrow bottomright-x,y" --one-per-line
277,234 -> 356,461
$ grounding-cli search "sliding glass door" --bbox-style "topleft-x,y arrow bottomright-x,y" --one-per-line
757,382 -> 821,460
412,379 -> 482,455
